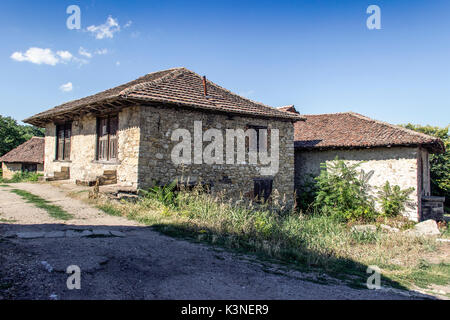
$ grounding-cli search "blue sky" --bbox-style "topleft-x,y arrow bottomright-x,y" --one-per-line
0,0 -> 449,127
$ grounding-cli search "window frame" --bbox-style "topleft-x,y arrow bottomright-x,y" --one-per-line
96,115 -> 118,162
55,122 -> 72,161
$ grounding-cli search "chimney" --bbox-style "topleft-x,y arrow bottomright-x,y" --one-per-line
203,76 -> 208,96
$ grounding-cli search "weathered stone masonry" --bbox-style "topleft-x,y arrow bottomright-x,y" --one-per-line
44,106 -> 140,187
138,105 -> 295,202
44,105 -> 296,204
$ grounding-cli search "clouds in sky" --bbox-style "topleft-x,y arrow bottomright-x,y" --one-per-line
87,16 -> 121,39
95,48 -> 108,55
59,82 -> 73,92
11,48 -> 62,66
78,47 -> 92,58
11,46 -> 109,67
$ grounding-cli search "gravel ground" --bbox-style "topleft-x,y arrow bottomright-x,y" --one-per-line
0,183 -> 435,300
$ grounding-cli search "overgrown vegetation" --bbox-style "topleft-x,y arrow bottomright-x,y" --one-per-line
378,181 -> 414,218
305,158 -> 414,222
313,159 -> 377,222
84,180 -> 448,292
10,188 -> 73,220
403,124 -> 450,211
0,172 -> 42,184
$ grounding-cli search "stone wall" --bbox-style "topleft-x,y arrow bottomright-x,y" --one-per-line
42,104 -> 296,205
1,163 -> 44,179
138,105 -> 295,204
2,163 -> 22,179
44,106 -> 141,187
295,147 -> 421,221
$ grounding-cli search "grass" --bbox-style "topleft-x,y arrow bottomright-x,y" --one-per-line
0,172 -> 42,184
84,187 -> 449,293
9,188 -> 74,220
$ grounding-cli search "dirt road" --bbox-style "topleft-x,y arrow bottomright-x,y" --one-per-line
0,183 -> 433,300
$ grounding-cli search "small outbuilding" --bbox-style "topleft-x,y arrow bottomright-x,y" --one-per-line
0,137 -> 45,179
287,110 -> 445,222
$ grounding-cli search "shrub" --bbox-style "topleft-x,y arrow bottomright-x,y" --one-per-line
1,171 -> 42,183
140,180 -> 179,208
377,181 -> 414,217
296,174 -> 318,212
313,158 -> 377,222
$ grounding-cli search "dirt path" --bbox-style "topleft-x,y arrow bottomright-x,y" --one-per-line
0,183 -> 435,300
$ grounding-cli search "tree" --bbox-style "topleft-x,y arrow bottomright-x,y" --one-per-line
403,123 -> 450,210
0,115 -> 45,157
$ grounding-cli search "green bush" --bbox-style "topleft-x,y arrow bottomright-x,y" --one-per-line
0,171 -> 42,183
140,180 -> 179,208
377,181 -> 414,217
296,174 -> 318,212
313,158 -> 377,222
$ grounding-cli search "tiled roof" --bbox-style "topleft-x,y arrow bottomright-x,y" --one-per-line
277,105 -> 299,114
0,137 -> 45,164
294,112 -> 445,153
24,68 -> 303,126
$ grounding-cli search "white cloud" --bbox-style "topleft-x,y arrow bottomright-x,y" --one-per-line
78,47 -> 92,58
87,16 -> 120,39
124,21 -> 132,28
60,82 -> 73,92
95,48 -> 108,55
116,61 -> 121,66
57,50 -> 73,62
11,47 -> 60,66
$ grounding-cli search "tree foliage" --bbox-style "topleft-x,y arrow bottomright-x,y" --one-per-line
0,115 -> 45,157
403,123 -> 450,209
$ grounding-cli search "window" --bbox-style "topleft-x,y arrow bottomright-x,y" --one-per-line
97,115 -> 118,161
22,164 -> 37,173
56,123 -> 71,160
254,178 -> 273,202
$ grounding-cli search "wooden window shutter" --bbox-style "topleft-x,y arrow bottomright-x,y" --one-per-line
64,123 -> 71,160
98,118 -> 109,160
57,125 -> 65,160
108,116 -> 118,160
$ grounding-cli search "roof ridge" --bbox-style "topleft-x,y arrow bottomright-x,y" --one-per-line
345,111 -> 439,142
119,67 -> 187,96
122,67 -> 303,120
303,111 -> 440,142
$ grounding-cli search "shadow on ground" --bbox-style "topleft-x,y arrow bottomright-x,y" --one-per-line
0,222 -> 436,300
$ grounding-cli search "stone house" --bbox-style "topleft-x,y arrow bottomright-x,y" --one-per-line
286,110 -> 445,221
24,67 -> 302,204
0,137 -> 44,179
